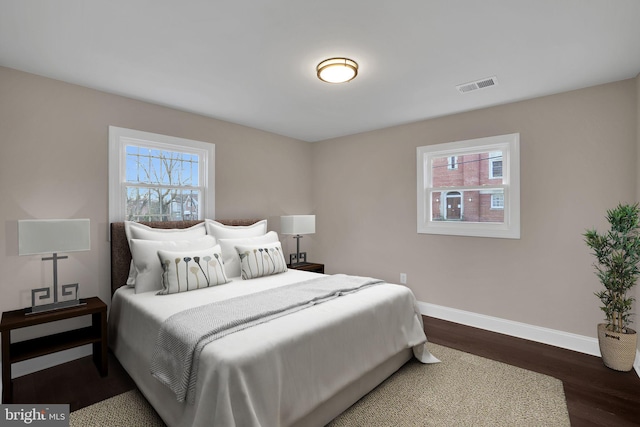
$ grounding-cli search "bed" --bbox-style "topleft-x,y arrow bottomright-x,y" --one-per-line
108,219 -> 436,427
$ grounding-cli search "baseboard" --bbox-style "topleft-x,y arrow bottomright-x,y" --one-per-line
420,302 -> 640,376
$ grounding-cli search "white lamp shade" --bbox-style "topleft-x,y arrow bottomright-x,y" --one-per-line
280,215 -> 316,235
18,219 -> 91,255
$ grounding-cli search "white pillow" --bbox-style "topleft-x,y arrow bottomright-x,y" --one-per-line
157,245 -> 229,295
235,241 -> 287,280
130,235 -> 216,294
218,231 -> 279,278
204,219 -> 267,240
124,221 -> 207,286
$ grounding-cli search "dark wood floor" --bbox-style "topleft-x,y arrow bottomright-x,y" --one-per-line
9,351 -> 136,411
8,317 -> 640,426
423,317 -> 640,427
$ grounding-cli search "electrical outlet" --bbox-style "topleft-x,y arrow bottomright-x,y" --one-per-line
400,273 -> 407,284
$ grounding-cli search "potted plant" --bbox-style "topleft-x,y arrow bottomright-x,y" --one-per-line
584,203 -> 639,371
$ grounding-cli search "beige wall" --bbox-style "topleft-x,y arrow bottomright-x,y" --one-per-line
312,79 -> 638,338
0,66 -> 312,335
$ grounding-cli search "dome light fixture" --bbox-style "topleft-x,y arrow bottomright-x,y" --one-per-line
316,57 -> 358,83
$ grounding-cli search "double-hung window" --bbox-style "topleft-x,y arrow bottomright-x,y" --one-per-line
109,126 -> 215,223
417,133 -> 520,239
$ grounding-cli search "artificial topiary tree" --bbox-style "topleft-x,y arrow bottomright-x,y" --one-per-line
584,203 -> 640,334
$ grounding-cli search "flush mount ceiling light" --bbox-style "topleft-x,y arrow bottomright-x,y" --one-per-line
316,57 -> 358,83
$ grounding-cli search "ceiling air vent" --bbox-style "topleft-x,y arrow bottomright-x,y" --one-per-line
456,76 -> 498,94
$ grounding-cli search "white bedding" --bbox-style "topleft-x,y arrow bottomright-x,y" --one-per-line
108,269 -> 434,427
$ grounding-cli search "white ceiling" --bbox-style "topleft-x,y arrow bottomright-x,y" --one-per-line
1,1 -> 639,142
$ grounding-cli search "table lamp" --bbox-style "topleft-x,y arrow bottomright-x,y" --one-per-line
18,219 -> 90,314
280,215 -> 315,266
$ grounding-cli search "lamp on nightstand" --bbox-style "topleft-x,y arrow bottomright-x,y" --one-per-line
18,219 -> 90,314
280,215 -> 315,266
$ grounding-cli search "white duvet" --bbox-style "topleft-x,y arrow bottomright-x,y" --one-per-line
108,270 -> 436,427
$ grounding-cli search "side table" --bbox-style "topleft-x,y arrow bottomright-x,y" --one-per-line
287,262 -> 325,274
0,297 -> 107,403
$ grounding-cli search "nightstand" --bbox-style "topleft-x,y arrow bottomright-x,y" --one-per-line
287,262 -> 325,274
0,297 -> 107,404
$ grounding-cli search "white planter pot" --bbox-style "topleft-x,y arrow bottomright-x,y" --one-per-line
597,323 -> 638,372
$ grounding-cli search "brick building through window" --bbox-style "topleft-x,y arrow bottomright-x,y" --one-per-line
430,152 -> 504,222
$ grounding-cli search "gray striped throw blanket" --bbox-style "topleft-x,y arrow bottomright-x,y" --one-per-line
150,274 -> 383,403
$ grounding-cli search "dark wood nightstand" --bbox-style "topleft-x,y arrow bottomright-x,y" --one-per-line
0,297 -> 107,404
287,262 -> 325,274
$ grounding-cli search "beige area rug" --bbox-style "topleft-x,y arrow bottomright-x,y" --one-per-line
70,343 -> 570,427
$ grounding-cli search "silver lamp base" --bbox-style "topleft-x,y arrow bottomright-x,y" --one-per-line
28,281 -> 83,315
27,299 -> 85,315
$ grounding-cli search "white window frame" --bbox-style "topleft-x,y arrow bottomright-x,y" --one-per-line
417,133 -> 520,239
108,126 -> 215,223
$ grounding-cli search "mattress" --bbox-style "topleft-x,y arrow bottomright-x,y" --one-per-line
108,269 -> 433,427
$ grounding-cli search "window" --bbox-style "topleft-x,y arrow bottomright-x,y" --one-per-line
417,133 -> 520,238
491,193 -> 504,209
447,156 -> 458,170
109,126 -> 215,223
489,151 -> 503,179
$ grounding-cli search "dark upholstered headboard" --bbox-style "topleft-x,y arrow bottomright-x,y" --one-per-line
110,219 -> 262,296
